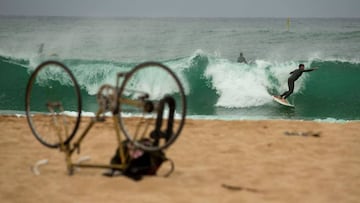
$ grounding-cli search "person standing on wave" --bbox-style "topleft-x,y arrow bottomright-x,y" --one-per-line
279,64 -> 317,101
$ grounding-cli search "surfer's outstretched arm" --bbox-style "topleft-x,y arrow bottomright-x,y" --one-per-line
303,67 -> 318,72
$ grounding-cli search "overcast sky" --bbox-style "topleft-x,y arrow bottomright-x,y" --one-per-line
1,0 -> 359,18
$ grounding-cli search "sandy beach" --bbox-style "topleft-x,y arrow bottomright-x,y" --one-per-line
0,115 -> 359,203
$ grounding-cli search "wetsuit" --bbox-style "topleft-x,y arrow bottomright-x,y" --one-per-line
237,55 -> 247,64
280,68 -> 315,99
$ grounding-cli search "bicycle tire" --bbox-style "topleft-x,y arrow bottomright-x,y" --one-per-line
25,61 -> 82,148
117,61 -> 186,151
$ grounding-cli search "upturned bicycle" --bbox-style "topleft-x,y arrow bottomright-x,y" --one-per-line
25,60 -> 186,175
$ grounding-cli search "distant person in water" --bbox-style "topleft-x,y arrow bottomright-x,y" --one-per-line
279,64 -> 317,100
37,43 -> 58,57
38,43 -> 44,54
237,52 -> 247,64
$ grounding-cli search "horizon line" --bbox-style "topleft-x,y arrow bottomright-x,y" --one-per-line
1,14 -> 359,19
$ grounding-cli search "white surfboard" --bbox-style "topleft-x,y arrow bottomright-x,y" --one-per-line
271,95 -> 294,107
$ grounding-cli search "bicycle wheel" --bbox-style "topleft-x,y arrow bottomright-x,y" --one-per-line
25,61 -> 82,148
117,61 -> 186,151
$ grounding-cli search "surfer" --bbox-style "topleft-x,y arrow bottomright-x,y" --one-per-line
38,43 -> 44,54
279,64 -> 317,100
237,52 -> 248,64
37,43 -> 58,58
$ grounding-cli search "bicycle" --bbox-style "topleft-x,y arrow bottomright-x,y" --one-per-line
25,60 -> 186,175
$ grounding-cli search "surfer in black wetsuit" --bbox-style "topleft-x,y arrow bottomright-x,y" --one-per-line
280,64 -> 317,100
237,52 -> 248,64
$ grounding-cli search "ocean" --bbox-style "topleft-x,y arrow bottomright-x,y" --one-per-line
1,16 -> 360,121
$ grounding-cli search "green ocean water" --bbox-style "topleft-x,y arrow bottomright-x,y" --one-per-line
1,16 -> 360,120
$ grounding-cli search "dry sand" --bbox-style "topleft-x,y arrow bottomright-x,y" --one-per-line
0,115 -> 359,203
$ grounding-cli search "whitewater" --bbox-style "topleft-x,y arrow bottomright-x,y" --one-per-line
1,17 -> 359,120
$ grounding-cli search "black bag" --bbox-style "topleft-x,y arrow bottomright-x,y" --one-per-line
105,138 -> 173,181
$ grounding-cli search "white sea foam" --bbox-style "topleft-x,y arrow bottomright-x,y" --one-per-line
203,56 -> 311,108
